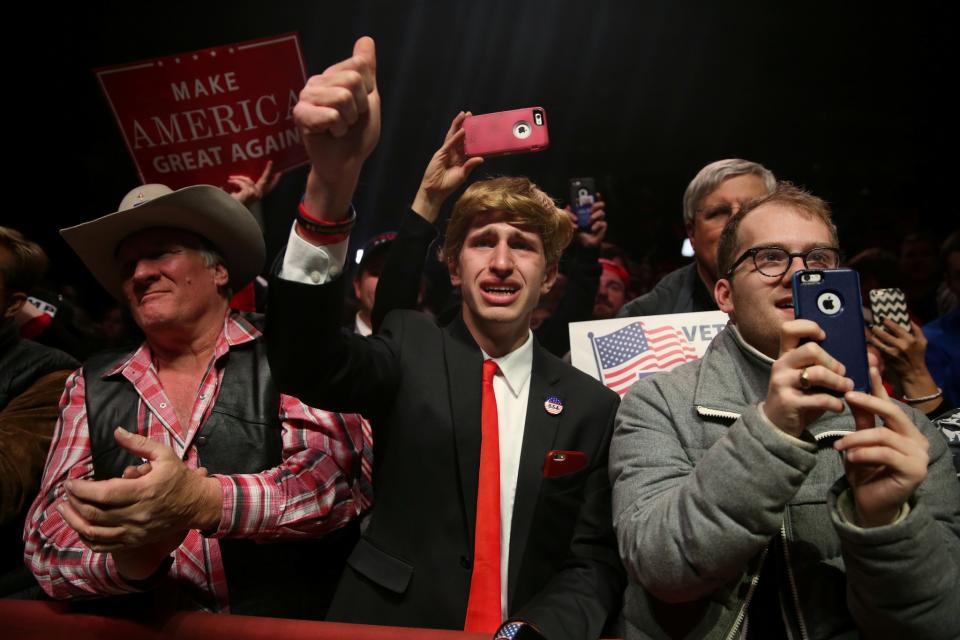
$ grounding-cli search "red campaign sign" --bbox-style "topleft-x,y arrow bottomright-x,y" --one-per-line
96,33 -> 309,190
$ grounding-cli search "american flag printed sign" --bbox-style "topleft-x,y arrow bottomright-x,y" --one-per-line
569,311 -> 729,396
590,321 -> 699,395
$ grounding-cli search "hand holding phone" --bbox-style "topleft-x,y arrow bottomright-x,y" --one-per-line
412,111 -> 484,223
763,319 -> 852,438
867,317 -> 929,372
463,107 -> 549,158
760,268 -> 870,438
792,269 -> 870,393
834,366 -> 931,527
569,177 -> 596,229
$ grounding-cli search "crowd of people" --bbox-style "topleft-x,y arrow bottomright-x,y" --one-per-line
1,35 -> 958,640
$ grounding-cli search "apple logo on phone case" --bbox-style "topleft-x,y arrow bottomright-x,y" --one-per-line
817,291 -> 842,315
513,121 -> 532,139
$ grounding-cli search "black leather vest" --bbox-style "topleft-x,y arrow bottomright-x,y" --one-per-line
82,317 -> 358,618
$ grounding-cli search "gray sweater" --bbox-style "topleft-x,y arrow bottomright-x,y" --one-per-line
610,324 -> 960,640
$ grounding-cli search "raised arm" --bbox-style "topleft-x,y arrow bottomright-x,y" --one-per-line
297,36 -> 380,224
372,112 -> 483,331
269,36 -> 401,414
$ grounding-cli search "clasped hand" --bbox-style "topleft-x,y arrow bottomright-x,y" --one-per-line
58,427 -> 220,553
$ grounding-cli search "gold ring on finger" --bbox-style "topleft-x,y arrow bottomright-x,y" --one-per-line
799,367 -> 811,390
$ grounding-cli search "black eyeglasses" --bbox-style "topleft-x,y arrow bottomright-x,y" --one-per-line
724,246 -> 842,278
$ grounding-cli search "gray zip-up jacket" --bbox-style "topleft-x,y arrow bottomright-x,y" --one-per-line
610,324 -> 960,640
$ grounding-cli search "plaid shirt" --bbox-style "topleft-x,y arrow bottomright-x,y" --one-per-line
23,312 -> 373,611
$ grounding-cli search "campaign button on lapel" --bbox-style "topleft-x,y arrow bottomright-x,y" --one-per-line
544,396 -> 564,415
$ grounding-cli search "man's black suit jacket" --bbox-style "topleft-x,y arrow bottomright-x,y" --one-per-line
268,274 -> 625,639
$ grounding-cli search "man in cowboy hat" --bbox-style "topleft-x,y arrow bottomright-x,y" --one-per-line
23,184 -> 372,617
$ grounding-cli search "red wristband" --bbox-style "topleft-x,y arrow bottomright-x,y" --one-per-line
298,199 -> 356,230
296,198 -> 356,245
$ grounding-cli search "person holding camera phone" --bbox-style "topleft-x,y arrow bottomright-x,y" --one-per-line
866,317 -> 950,417
368,111 -> 609,359
266,37 -> 625,640
611,182 -> 960,639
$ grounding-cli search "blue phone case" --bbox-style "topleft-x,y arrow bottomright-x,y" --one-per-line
570,177 -> 595,229
792,268 -> 870,393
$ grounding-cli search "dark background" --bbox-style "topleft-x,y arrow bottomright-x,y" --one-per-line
7,1 -> 955,314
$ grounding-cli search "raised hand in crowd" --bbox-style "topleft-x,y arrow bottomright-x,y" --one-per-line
227,160 -> 282,207
295,36 -> 380,220
867,318 -> 945,415
565,197 -> 608,249
411,111 -> 484,223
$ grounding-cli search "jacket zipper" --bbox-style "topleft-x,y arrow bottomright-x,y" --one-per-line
812,429 -> 852,442
782,428 -> 841,640
780,524 -> 809,640
708,410 -> 837,640
696,405 -> 741,421
724,545 -> 769,640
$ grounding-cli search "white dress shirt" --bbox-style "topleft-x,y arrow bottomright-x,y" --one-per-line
480,335 -> 533,620
354,312 -> 373,336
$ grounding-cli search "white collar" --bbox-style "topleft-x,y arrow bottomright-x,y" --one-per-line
481,330 -> 534,398
354,312 -> 372,337
729,324 -> 775,365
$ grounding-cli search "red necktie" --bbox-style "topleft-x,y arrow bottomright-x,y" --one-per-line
464,359 -> 502,631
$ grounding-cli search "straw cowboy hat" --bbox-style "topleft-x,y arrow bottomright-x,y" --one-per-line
61,184 -> 265,299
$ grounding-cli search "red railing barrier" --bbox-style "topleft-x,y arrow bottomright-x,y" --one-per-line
0,599 -> 490,640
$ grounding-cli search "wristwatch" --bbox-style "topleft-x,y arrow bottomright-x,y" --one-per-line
494,620 -> 545,639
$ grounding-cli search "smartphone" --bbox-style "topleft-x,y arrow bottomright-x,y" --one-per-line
792,269 -> 870,393
569,177 -> 596,229
868,287 -> 911,332
463,107 -> 549,158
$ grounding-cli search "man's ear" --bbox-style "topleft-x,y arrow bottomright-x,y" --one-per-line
540,263 -> 558,295
685,220 -> 696,247
353,273 -> 363,299
3,291 -> 26,321
714,278 -> 735,316
212,263 -> 229,288
448,258 -> 461,287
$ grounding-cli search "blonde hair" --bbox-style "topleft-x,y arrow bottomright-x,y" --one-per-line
440,176 -> 574,265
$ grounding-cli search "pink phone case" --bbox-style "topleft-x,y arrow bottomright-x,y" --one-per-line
463,107 -> 550,158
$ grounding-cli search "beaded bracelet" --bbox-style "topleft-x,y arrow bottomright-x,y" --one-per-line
902,387 -> 943,404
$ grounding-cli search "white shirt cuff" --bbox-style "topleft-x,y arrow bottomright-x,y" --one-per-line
836,488 -> 911,528
757,401 -> 817,452
278,223 -> 349,285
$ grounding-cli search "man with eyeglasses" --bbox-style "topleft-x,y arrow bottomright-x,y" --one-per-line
611,182 -> 960,639
618,159 -> 774,318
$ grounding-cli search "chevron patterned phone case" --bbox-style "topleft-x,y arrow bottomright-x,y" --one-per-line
868,287 -> 911,331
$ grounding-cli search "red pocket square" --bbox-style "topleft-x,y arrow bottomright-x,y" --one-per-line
543,450 -> 587,477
